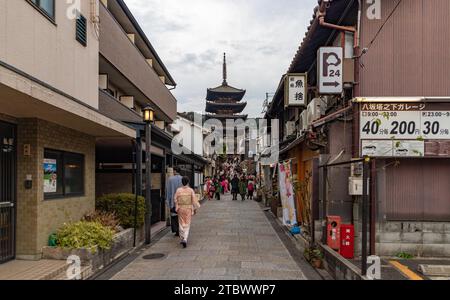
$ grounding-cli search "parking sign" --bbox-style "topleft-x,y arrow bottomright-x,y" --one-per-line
318,47 -> 343,94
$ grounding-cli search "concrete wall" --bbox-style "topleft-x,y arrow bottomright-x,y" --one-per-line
99,3 -> 177,121
0,0 -> 99,108
16,119 -> 96,259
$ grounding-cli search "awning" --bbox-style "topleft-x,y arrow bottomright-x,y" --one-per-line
0,62 -> 136,138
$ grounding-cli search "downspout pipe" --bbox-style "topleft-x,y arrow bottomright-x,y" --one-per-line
317,4 -> 358,48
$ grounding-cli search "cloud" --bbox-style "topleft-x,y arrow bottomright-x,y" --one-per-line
125,0 -> 318,118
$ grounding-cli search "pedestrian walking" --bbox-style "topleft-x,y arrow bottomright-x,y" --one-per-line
247,179 -> 255,200
204,177 -> 213,200
223,177 -> 229,193
221,177 -> 227,194
166,167 -> 183,237
174,176 -> 201,248
231,174 -> 239,200
239,176 -> 247,201
214,178 -> 221,200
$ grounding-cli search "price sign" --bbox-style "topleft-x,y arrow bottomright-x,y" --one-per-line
360,104 -> 450,140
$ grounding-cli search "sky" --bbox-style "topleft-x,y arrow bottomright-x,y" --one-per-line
125,0 -> 318,118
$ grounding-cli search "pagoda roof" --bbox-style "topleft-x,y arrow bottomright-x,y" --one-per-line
205,113 -> 248,120
206,101 -> 247,114
206,53 -> 246,102
207,85 -> 246,101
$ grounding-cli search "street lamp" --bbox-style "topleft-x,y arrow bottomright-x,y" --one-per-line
143,106 -> 154,245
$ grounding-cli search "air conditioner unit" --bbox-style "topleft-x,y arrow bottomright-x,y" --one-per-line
285,121 -> 296,137
298,110 -> 308,136
307,98 -> 327,126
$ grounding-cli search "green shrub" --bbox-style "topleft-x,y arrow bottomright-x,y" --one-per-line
396,252 -> 414,259
96,193 -> 146,229
56,221 -> 114,252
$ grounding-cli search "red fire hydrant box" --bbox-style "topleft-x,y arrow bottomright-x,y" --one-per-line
339,224 -> 355,259
326,216 -> 341,251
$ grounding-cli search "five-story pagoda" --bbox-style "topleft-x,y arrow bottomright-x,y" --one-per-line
206,53 -> 247,121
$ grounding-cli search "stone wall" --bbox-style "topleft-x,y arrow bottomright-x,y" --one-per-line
377,221 -> 450,257
16,119 -> 96,259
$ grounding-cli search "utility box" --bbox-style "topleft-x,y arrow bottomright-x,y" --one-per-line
340,224 -> 355,259
348,177 -> 370,196
349,177 -> 363,195
327,216 -> 342,251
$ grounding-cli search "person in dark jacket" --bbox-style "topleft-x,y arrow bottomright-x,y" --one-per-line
239,176 -> 247,201
231,174 -> 239,200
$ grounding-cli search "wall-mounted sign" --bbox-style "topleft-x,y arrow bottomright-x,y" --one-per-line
359,102 -> 450,158
284,73 -> 307,107
318,47 -> 343,94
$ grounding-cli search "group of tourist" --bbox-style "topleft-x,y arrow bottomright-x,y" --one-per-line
204,174 -> 256,202
164,166 -> 258,249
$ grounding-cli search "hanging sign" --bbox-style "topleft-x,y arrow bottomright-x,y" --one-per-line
285,73 -> 307,107
318,47 -> 343,94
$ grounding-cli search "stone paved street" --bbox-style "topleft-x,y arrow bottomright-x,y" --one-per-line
111,194 -> 309,280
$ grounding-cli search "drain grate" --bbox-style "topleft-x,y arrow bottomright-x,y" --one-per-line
142,253 -> 166,260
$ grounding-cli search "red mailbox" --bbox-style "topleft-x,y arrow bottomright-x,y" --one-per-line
326,216 -> 341,250
340,224 -> 355,259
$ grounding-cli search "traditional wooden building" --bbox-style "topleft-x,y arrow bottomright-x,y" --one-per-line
264,0 -> 450,272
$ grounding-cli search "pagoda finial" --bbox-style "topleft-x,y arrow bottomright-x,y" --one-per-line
222,52 -> 228,86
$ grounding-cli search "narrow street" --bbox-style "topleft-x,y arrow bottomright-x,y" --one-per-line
110,194 -> 313,280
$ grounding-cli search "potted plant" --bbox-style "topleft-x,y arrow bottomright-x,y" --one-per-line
304,246 -> 324,269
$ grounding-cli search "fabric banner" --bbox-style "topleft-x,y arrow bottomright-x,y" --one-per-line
278,162 -> 298,226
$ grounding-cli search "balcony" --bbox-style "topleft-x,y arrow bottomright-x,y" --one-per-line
99,4 -> 176,122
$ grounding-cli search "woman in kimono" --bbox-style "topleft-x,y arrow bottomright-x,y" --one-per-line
174,176 -> 201,248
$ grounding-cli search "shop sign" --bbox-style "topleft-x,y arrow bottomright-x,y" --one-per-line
284,73 -> 307,107
359,102 -> 450,157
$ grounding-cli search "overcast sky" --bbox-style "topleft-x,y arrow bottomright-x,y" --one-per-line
125,0 -> 317,118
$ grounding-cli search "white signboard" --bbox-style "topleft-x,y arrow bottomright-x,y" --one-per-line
362,140 -> 424,157
285,74 -> 307,107
318,47 -> 343,94
361,140 -> 394,157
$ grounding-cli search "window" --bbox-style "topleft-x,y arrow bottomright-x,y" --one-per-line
29,0 -> 55,20
44,149 -> 84,199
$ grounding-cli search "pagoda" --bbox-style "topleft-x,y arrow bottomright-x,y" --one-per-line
205,53 -> 247,121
